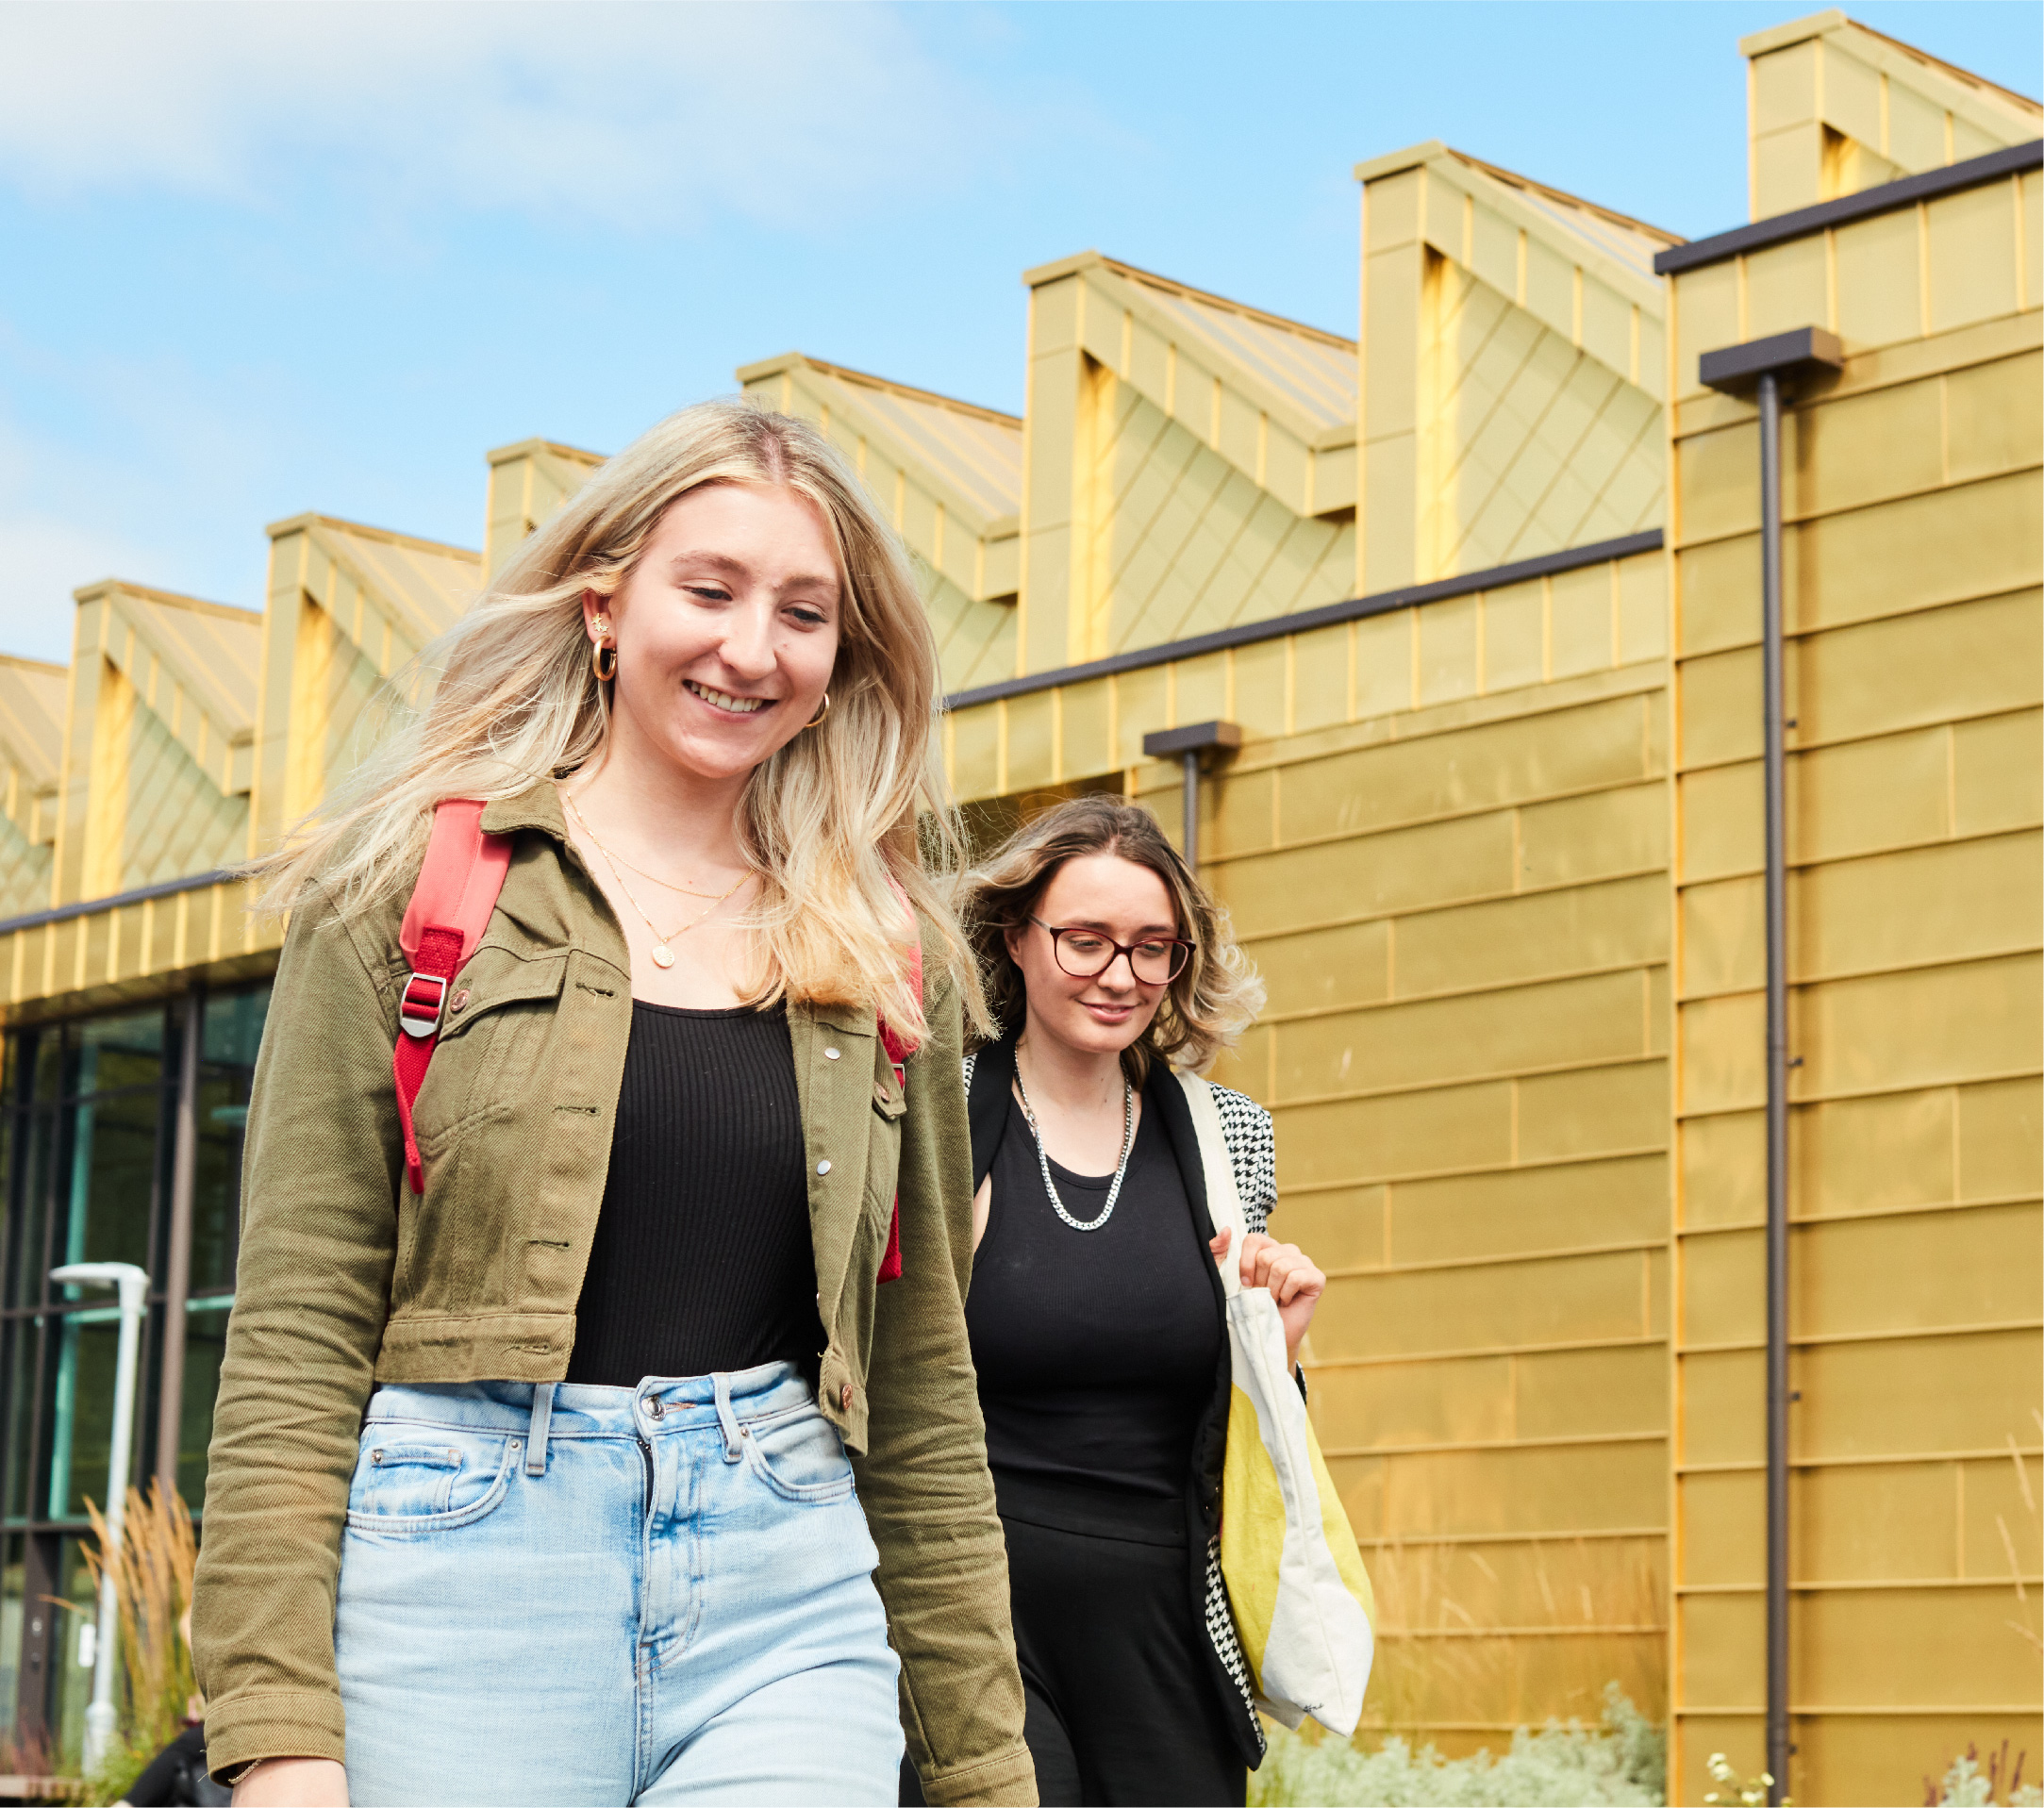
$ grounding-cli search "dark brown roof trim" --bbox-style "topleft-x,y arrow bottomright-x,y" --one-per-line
944,529 -> 1663,712
0,868 -> 235,940
0,529 -> 1670,936
1654,140 -> 2042,274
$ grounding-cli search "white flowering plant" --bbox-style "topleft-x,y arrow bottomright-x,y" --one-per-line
1247,1684 -> 1665,1808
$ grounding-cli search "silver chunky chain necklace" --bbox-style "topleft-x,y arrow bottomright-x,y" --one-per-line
1011,1058 -> 1136,1233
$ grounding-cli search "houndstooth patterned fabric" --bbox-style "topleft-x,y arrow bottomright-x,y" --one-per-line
1206,1533 -> 1268,1761
1198,1080 -> 1277,1758
963,1053 -> 1275,1760
1207,1081 -> 1276,1236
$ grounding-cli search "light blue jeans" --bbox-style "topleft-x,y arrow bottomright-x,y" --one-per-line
333,1364 -> 904,1805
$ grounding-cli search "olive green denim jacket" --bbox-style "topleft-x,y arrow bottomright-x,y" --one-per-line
191,783 -> 1035,1805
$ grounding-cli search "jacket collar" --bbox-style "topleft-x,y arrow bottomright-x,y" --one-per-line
476,776 -> 875,1038
479,777 -> 571,843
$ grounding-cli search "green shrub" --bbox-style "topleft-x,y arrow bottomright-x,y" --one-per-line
1248,1684 -> 1665,1808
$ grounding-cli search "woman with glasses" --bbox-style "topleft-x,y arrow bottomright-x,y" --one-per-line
906,794 -> 1326,1807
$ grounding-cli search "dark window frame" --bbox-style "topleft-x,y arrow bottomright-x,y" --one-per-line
0,983 -> 267,1755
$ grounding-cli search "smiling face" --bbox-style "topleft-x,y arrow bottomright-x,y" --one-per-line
586,481 -> 841,785
1005,852 -> 1184,1061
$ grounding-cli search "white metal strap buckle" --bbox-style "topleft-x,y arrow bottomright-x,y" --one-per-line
399,970 -> 449,1038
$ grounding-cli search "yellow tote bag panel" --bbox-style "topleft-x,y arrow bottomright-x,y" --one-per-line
1221,1385 -> 1284,1664
1181,1070 -> 1375,1738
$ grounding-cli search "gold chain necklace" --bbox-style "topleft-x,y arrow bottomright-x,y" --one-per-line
563,792 -> 749,970
577,833 -> 732,901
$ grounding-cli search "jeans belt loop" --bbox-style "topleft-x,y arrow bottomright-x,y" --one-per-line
711,1372 -> 745,1463
525,1382 -> 556,1477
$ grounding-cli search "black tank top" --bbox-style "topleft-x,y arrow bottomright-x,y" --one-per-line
965,1086 -> 1222,1514
566,1001 -> 823,1387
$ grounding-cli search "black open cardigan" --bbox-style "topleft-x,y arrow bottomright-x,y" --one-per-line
964,1034 -> 1276,1770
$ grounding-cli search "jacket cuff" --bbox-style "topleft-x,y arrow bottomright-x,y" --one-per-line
203,1687 -> 348,1782
919,1743 -> 1039,1806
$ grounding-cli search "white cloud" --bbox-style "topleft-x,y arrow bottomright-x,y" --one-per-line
0,0 -> 1019,230
0,2 -> 1135,655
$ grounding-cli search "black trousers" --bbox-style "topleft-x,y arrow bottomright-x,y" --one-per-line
903,1510 -> 1245,1808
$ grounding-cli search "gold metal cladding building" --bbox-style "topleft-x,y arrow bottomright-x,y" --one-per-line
0,9 -> 2031,1800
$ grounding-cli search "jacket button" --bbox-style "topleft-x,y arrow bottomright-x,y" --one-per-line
824,1047 -> 840,1060
873,1083 -> 890,1105
816,1159 -> 832,1175
450,988 -> 469,1014
840,1383 -> 855,1410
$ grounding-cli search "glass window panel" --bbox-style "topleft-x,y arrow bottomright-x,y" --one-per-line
10,1112 -> 53,1309
176,1302 -> 232,1513
31,1032 -> 60,1106
46,1310 -> 126,1523
56,1088 -> 160,1280
51,1534 -> 94,1770
3,1320 -> 37,1526
190,1079 -> 245,1298
202,989 -> 268,1070
70,1012 -> 163,1098
0,1534 -> 20,1745
191,988 -> 266,1297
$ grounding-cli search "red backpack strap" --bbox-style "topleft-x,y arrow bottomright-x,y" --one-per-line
873,884 -> 923,1286
393,800 -> 514,1194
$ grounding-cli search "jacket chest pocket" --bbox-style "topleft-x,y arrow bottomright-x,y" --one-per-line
861,1071 -> 906,1223
412,954 -> 568,1153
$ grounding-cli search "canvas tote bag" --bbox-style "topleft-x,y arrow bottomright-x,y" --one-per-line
1178,1070 -> 1376,1736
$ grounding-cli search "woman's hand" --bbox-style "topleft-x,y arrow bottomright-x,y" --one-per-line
1207,1229 -> 1326,1370
231,1757 -> 349,1806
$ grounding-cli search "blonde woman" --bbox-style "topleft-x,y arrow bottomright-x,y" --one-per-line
191,401 -> 1033,1808
917,797 -> 1324,1807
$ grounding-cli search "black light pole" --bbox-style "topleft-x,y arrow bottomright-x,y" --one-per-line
1140,721 -> 1242,868
1756,360 -> 1794,1808
1698,325 -> 1841,1806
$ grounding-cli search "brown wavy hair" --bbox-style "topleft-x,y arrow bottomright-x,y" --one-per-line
958,794 -> 1265,1084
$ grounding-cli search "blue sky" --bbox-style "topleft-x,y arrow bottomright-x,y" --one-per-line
0,1 -> 2036,664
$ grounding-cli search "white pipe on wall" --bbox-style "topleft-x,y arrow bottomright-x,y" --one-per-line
50,1260 -> 150,1773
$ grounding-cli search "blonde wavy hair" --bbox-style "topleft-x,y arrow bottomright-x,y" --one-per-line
958,795 -> 1264,1084
253,397 -> 976,1045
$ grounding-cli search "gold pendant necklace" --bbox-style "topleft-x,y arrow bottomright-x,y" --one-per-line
563,791 -> 749,969
581,836 -> 733,901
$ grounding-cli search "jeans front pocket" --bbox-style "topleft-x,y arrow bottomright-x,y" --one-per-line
740,1405 -> 857,1504
346,1427 -> 519,1534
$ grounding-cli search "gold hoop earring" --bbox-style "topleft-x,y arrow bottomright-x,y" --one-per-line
803,691 -> 830,730
591,640 -> 617,683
